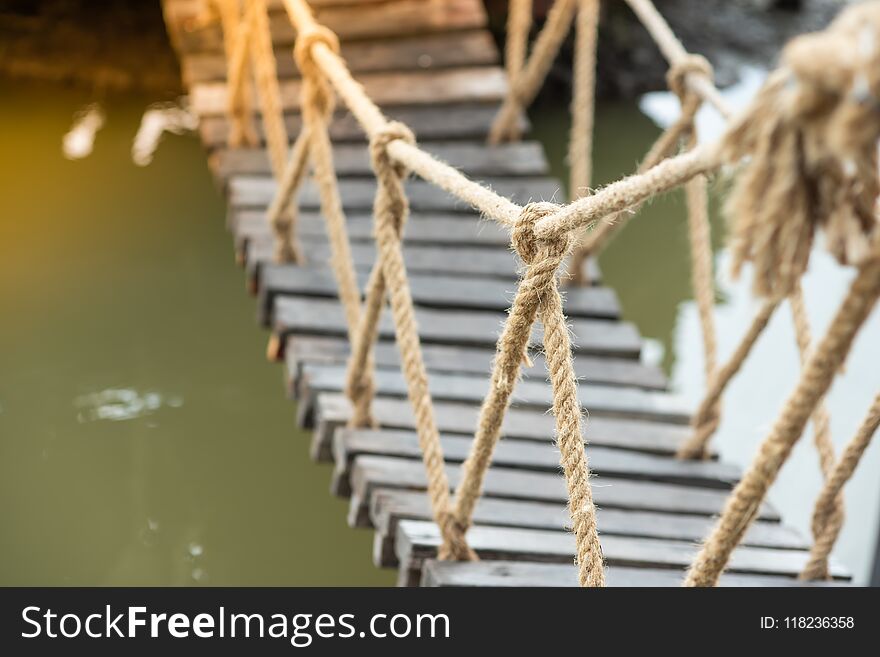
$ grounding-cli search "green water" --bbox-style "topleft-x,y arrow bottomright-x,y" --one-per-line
0,79 -> 392,586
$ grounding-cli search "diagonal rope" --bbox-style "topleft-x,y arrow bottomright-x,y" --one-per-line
788,283 -> 843,580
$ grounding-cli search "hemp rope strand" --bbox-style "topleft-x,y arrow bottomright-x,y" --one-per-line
801,392 -> 880,580
489,0 -> 578,143
505,0 -> 533,91
566,0 -> 600,286
224,0 -> 260,147
789,283 -> 842,580
295,27 -> 363,340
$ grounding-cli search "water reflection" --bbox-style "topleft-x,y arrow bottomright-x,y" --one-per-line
74,388 -> 179,423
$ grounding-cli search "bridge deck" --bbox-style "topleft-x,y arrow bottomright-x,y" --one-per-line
162,0 -> 847,586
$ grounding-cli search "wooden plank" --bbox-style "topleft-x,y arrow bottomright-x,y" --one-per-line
199,104 -> 527,148
272,297 -> 643,358
233,209 -> 512,250
297,365 -> 690,440
191,67 -> 508,116
395,521 -> 849,583
366,488 -> 806,568
172,0 -> 489,51
244,240 -> 535,286
228,175 -> 562,212
244,241 -> 601,294
212,140 -> 548,179
330,429 -> 738,498
258,267 -> 621,325
313,394 -> 707,458
283,336 -> 665,393
347,456 -> 780,528
181,30 -> 498,84
420,560 -> 845,588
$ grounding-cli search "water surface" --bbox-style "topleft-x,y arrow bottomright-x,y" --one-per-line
0,79 -> 392,586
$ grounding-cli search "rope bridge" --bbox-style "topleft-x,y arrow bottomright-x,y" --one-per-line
162,0 -> 880,586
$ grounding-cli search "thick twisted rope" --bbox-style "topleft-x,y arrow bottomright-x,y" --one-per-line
489,0 -> 578,144
505,0 -> 533,92
293,25 -> 363,340
788,283 -> 843,580
370,127 -> 475,561
223,0 -> 259,147
245,0 -> 309,262
684,240 -> 880,586
450,203 -> 605,585
801,392 -> 880,580
344,122 -> 415,429
265,125 -> 309,263
566,0 -> 600,286
246,0 -> 289,178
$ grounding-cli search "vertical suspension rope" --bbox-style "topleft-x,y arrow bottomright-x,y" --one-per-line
489,0 -> 578,144
505,0 -> 533,93
247,0 -> 289,179
566,0 -> 600,286
450,202 -> 605,586
294,27 -> 363,340
368,124 -> 476,561
223,0 -> 260,147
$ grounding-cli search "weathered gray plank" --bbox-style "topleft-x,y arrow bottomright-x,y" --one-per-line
181,30 -> 498,84
258,267 -> 620,326
215,140 -> 548,180
421,560 -> 844,587
283,336 -> 665,393
347,456 -> 780,528
272,297 -> 643,359
228,175 -> 562,212
313,393 -> 706,458
233,209 -> 511,251
367,488 -> 806,568
395,521 -> 849,583
191,67 -> 509,117
199,104 -> 528,148
298,365 -> 690,443
245,240 -> 601,288
331,429 -> 737,498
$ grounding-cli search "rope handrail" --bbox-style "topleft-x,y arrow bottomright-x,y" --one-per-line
215,0 -> 880,586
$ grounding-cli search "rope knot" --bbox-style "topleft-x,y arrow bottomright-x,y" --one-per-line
369,121 -> 416,178
293,25 -> 340,74
512,202 -> 571,265
666,54 -> 714,101
294,26 -> 340,117
436,509 -> 478,561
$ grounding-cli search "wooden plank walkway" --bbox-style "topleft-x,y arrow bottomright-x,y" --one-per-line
163,0 -> 849,586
